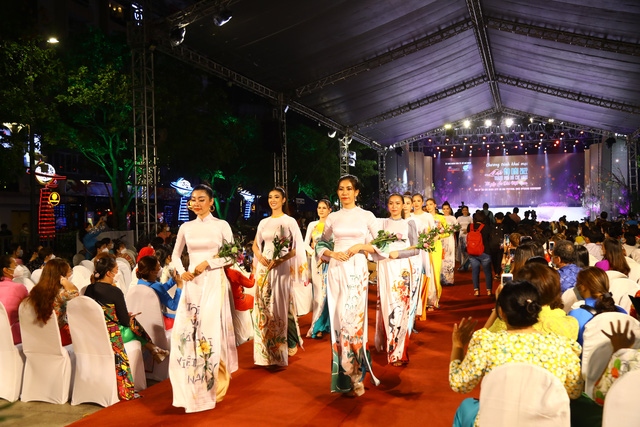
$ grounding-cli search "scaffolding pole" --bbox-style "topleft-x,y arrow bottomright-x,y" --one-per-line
129,2 -> 158,243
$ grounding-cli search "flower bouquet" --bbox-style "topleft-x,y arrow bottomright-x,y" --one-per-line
370,229 -> 406,252
263,226 -> 293,276
218,237 -> 245,266
444,223 -> 461,234
416,228 -> 439,252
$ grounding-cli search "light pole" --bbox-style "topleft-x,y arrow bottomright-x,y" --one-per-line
80,179 -> 91,223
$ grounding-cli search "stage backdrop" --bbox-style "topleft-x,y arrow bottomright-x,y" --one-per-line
432,153 -> 585,208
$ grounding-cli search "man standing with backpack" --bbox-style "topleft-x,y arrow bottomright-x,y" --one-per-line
466,211 -> 492,296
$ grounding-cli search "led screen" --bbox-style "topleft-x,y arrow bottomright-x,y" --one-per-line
432,153 -> 584,208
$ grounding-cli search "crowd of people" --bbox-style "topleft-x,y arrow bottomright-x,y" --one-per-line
2,177 -> 640,424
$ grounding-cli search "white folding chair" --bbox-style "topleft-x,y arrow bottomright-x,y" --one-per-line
125,285 -> 170,381
626,257 -> 640,284
67,297 -> 119,406
478,363 -> 570,427
114,269 -> 129,297
71,265 -> 93,291
606,271 -> 640,313
18,300 -> 75,404
561,287 -> 579,314
14,276 -> 36,292
30,268 -> 43,284
0,302 -> 25,402
80,260 -> 95,272
602,368 -> 640,427
116,258 -> 132,290
581,312 -> 640,399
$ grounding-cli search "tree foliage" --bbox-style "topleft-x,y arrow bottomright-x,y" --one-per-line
53,29 -> 134,228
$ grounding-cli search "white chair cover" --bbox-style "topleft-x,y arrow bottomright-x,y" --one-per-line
18,300 -> 75,404
0,302 -> 25,402
30,268 -> 43,284
561,287 -> 579,314
80,260 -> 95,272
128,265 -> 139,294
116,258 -> 132,290
114,269 -> 129,297
602,368 -> 640,427
478,362 -> 570,427
125,285 -> 170,381
606,271 -> 640,313
66,297 -> 119,407
581,312 -> 640,398
14,276 -> 36,292
71,265 -> 93,290
626,256 -> 640,284
124,339 -> 147,391
589,254 -> 598,266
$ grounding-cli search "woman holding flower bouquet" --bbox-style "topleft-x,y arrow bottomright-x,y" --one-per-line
440,202 -> 458,287
304,199 -> 332,338
372,193 -> 421,366
252,187 -> 307,367
409,193 -> 436,320
168,184 -> 238,413
317,174 -> 381,396
425,197 -> 449,309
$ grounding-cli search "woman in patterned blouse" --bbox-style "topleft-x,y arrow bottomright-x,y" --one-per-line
449,281 -> 583,427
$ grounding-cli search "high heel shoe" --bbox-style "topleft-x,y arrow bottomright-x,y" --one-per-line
152,347 -> 169,363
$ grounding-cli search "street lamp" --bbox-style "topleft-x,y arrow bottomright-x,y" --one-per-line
80,179 -> 91,223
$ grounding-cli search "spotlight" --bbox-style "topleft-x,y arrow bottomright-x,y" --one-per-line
444,123 -> 452,130
328,130 -> 336,138
169,26 -> 186,47
214,9 -> 233,26
484,119 -> 492,127
504,118 -> 514,127
463,120 -> 471,128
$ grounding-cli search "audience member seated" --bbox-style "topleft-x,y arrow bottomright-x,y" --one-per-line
593,320 -> 639,405
595,238 -> 630,275
583,228 -> 604,261
0,255 -> 28,344
575,244 -> 591,268
136,246 -> 155,264
622,233 -> 637,258
552,239 -> 582,292
509,241 -> 542,276
449,282 -> 583,427
84,254 -> 168,363
26,246 -> 53,273
9,243 -> 24,265
92,238 -> 111,261
25,258 -> 78,345
136,255 -> 183,330
484,263 -> 578,340
152,245 -> 173,283
115,239 -> 135,269
568,267 -> 627,346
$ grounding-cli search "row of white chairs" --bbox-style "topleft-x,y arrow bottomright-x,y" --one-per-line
0,291 -> 162,406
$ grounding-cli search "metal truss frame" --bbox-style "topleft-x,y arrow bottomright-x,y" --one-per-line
486,17 -> 640,57
466,0 -> 502,110
129,1 -> 158,242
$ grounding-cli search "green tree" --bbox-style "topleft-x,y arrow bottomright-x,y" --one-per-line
0,38 -> 62,187
53,29 -> 134,229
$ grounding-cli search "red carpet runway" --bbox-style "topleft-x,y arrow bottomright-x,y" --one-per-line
70,269 -> 494,427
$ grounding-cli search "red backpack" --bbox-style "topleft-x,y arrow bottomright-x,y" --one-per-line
467,223 -> 485,256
